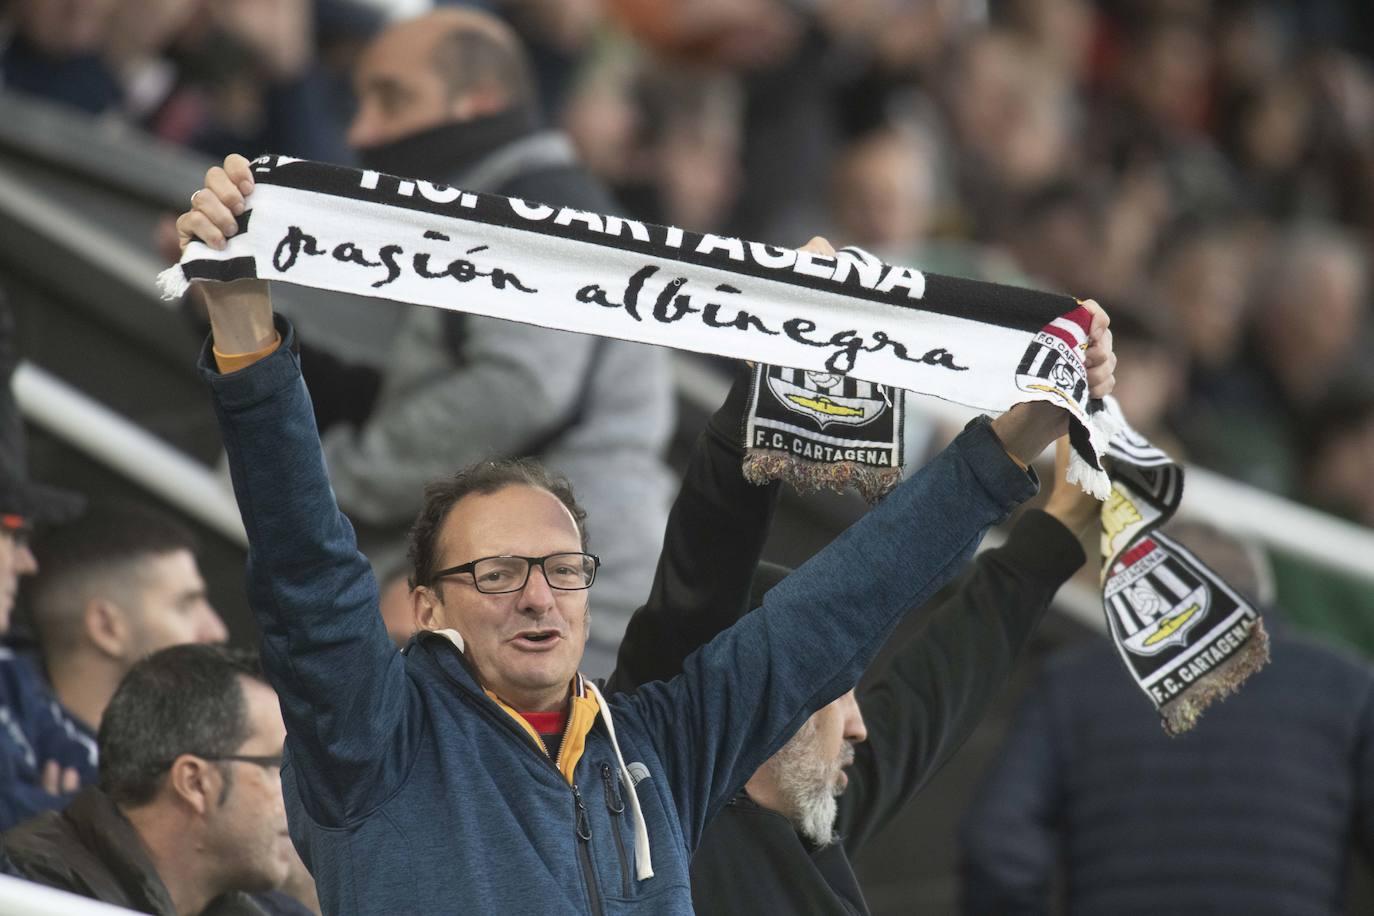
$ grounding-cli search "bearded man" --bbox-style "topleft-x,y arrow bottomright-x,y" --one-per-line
176,153 -> 1114,915
608,369 -> 1099,915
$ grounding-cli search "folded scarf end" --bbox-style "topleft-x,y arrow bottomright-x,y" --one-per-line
156,265 -> 190,301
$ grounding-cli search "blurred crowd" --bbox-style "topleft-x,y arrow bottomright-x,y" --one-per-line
1,2 -> 1373,914
4,0 -> 1372,526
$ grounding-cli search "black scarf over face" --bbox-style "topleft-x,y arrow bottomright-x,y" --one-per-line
356,105 -> 542,183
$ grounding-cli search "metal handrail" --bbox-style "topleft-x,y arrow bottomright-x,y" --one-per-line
0,875 -> 138,915
15,362 -> 246,547
674,360 -> 1374,584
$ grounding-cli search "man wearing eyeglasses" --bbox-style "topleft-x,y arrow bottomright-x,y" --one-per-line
2,643 -> 298,915
175,155 -> 1115,915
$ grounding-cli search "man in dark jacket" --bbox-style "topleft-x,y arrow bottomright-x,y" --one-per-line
285,7 -> 674,666
175,153 -> 1115,914
0,293 -> 89,829
606,370 -> 1098,915
4,644 -> 294,916
959,523 -> 1374,916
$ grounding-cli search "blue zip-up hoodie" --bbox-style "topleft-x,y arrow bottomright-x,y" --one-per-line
201,318 -> 1036,915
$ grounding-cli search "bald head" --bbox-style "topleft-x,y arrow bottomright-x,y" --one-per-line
347,8 -> 536,151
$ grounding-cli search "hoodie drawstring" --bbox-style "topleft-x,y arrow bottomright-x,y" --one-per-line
584,680 -> 654,881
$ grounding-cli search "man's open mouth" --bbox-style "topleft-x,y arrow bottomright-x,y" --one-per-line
512,630 -> 561,648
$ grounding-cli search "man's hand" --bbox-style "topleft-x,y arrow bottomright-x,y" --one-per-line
176,154 -> 275,355
177,154 -> 255,253
1081,300 -> 1115,399
40,759 -> 79,796
991,299 -> 1115,468
1043,436 -> 1101,535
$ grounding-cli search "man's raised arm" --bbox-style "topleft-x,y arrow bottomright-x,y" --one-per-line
618,293 -> 1113,849
605,362 -> 779,694
836,438 -> 1096,853
181,155 -> 415,826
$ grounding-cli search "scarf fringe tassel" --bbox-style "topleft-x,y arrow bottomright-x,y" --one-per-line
1159,618 -> 1271,736
743,450 -> 902,505
157,266 -> 190,300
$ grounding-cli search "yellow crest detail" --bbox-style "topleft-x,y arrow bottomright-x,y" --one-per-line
1101,486 -> 1143,559
784,394 -> 865,417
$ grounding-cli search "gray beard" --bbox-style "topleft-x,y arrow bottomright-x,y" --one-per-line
765,719 -> 842,848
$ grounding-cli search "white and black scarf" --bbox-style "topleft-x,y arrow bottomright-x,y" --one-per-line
161,155 -> 1265,730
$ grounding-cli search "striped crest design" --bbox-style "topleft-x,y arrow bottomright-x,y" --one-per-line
1089,398 -> 1269,734
764,366 -> 891,430
1105,537 -> 1210,656
1014,307 -> 1094,413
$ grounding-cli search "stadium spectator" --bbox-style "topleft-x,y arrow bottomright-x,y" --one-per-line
605,364 -> 1097,915
0,0 -> 348,162
0,293 -> 89,830
1098,309 -> 1187,451
3,644 -> 298,916
176,154 -> 1116,913
0,0 -> 121,114
30,504 -> 228,735
282,7 -> 674,671
1184,224 -> 1368,494
1266,387 -> 1374,658
959,522 -> 1374,916
0,478 -> 91,830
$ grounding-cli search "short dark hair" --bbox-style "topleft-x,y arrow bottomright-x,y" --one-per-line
430,25 -> 535,110
98,644 -> 265,808
30,502 -> 199,659
408,458 -> 588,589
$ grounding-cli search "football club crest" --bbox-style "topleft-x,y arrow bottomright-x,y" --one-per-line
766,369 -> 889,429
743,364 -> 905,503
1104,538 -> 1209,656
1095,400 -> 1268,735
1014,313 -> 1093,414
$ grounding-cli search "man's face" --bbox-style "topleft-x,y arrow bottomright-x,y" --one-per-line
204,678 -> 293,893
0,528 -> 38,634
124,550 -> 229,663
421,485 -> 590,711
768,689 -> 867,846
346,23 -> 455,151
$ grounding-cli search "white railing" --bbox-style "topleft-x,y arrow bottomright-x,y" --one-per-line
8,234 -> 1368,627
0,875 -> 137,915
673,360 -> 1374,631
14,362 -> 247,547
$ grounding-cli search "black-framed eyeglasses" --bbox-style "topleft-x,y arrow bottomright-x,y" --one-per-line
428,552 -> 600,594
202,754 -> 284,770
157,753 -> 284,772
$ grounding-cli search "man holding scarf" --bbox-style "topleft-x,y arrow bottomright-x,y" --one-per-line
607,369 -> 1099,914
177,153 -> 1114,915
288,8 -> 674,669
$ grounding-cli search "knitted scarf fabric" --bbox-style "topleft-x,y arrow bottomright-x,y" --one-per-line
160,155 -> 1264,729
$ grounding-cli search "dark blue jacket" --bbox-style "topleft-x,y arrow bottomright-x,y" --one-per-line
0,647 -> 98,830
202,318 -> 1035,915
960,621 -> 1374,915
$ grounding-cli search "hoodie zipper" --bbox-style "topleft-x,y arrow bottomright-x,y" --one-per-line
573,784 -> 604,915
601,763 -> 631,897
423,639 -> 606,916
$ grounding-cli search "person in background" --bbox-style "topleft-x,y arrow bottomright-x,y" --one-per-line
960,521 -> 1374,916
605,362 -> 1099,915
176,153 -> 1116,912
0,291 -> 89,829
283,7 -> 675,673
29,503 -> 228,736
4,644 -> 297,916
0,476 -> 90,830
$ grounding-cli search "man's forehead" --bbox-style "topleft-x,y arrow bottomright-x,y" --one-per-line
139,548 -> 204,591
357,23 -> 441,84
439,486 -> 582,560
